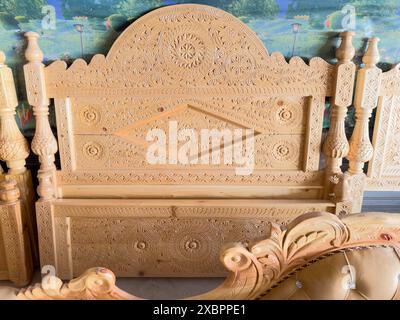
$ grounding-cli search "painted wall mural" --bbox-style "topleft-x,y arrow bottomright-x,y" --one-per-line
1,0 -> 400,131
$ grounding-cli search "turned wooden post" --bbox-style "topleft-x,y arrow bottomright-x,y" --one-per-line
0,51 -> 29,174
341,37 -> 382,213
347,38 -> 382,174
324,32 -> 355,173
323,32 -> 356,198
24,32 -> 58,200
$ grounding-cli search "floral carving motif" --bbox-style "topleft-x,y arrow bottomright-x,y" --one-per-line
226,53 -> 255,80
80,107 -> 100,125
83,142 -> 103,160
170,33 -> 205,68
272,141 -> 296,162
43,6 -> 334,94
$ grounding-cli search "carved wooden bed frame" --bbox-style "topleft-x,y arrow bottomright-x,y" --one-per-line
9,211 -> 400,300
0,51 -> 37,285
22,4 -> 399,278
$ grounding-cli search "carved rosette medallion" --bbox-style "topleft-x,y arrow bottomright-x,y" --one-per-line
162,221 -> 216,272
271,140 -> 297,163
273,99 -> 301,128
80,106 -> 100,126
170,33 -> 206,68
157,24 -> 214,81
83,142 -> 103,160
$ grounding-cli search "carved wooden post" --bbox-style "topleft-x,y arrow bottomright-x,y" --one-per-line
24,32 -> 58,200
323,32 -> 355,199
0,179 -> 20,204
0,178 -> 32,285
0,51 -> 29,174
345,37 -> 382,212
347,37 -> 381,174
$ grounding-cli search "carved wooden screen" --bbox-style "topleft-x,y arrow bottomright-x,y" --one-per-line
367,64 -> 400,191
41,5 -> 333,198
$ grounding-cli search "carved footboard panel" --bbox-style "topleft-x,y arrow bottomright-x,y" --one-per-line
37,199 -> 335,278
23,5 -> 361,277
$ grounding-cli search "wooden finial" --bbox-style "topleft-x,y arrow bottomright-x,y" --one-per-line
0,51 -> 5,65
25,32 -> 43,63
336,31 -> 355,63
362,37 -> 380,67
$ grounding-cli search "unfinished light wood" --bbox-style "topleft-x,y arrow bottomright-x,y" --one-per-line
322,32 -> 356,213
366,44 -> 400,191
11,211 -> 400,300
24,4 -> 360,278
24,32 -> 58,201
335,37 -> 382,212
0,51 -> 36,285
0,179 -> 33,286
0,51 -> 29,174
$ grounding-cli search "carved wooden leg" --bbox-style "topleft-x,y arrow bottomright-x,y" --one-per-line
323,32 -> 355,210
24,32 -> 58,200
0,179 -> 33,286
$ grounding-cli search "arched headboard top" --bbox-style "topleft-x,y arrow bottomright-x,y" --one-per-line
44,4 -> 334,97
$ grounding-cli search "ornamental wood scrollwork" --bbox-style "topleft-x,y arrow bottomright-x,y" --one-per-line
43,5 -> 334,98
17,267 -> 135,300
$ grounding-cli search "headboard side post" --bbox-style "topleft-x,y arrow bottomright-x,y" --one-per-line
24,32 -> 58,200
345,37 -> 382,212
347,37 -> 381,174
323,32 -> 355,200
0,51 -> 30,174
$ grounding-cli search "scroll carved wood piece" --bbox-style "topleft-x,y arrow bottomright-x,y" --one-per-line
10,212 -> 400,300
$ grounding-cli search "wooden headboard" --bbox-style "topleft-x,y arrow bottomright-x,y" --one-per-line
23,5 -> 372,278
24,4 -> 342,200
